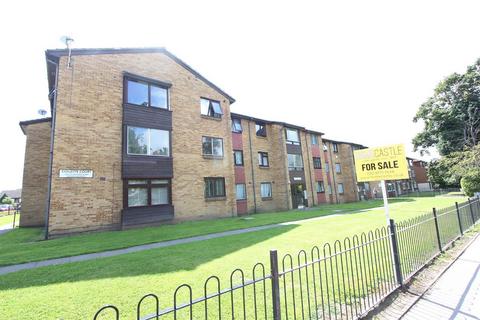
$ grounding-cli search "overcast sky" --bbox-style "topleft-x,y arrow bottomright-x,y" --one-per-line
1,0 -> 479,190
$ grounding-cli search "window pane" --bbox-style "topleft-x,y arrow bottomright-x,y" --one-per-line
200,98 -> 210,115
236,184 -> 246,200
202,137 -> 212,155
128,179 -> 148,185
232,119 -> 242,132
213,138 -> 223,156
335,163 -> 341,173
127,127 -> 148,155
212,101 -> 223,115
215,179 -> 225,196
127,81 -> 149,106
152,186 -> 169,205
286,129 -> 299,143
338,183 -> 344,193
151,179 -> 169,184
312,134 -> 318,145
150,129 -> 170,156
150,85 -> 168,109
261,183 -> 272,198
128,187 -> 148,207
234,151 -> 243,165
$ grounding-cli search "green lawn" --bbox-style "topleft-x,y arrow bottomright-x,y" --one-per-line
0,213 -> 19,227
0,198 -> 422,267
0,196 -> 468,319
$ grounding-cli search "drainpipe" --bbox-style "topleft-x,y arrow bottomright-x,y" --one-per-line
247,120 -> 257,213
304,132 -> 315,206
350,146 -> 360,201
44,58 -> 59,240
329,143 -> 339,204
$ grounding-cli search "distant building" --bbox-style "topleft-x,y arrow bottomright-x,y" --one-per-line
0,189 -> 22,204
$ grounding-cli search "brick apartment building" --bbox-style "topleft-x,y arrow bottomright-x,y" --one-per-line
19,47 -> 426,237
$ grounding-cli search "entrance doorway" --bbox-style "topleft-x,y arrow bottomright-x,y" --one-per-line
291,183 -> 307,208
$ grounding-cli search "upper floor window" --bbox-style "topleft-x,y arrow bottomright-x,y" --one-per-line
323,143 -> 328,151
127,126 -> 170,156
256,122 -> 267,137
202,136 -> 223,157
236,184 -> 247,200
258,152 -> 269,167
338,183 -> 344,194
234,150 -> 244,166
332,143 -> 339,153
201,98 -> 223,119
126,79 -> 168,109
311,134 -> 318,145
205,177 -> 226,198
313,157 -> 322,169
335,163 -> 342,173
288,154 -> 304,171
325,163 -> 330,173
285,128 -> 300,145
316,181 -> 325,193
232,118 -> 243,133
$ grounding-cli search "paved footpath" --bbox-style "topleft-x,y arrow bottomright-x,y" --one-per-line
0,210 -> 351,276
402,235 -> 480,320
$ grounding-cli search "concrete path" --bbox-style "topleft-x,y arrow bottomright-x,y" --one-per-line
0,224 -> 13,235
402,235 -> 480,320
0,210 -> 349,276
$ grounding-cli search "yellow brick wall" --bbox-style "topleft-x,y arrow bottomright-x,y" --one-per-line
20,121 -> 51,227
49,52 -> 235,235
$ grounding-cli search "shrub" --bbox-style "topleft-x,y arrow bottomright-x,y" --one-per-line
461,170 -> 480,197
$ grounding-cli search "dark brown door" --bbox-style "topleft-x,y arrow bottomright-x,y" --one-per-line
291,183 -> 306,208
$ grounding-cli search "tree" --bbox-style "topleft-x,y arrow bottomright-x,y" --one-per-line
1,196 -> 13,205
461,171 -> 480,197
413,59 -> 480,156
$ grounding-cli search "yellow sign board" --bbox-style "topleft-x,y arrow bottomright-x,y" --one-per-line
353,144 -> 409,182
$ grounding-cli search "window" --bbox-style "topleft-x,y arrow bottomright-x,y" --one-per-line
232,118 -> 243,133
126,179 -> 170,207
313,157 -> 322,169
256,122 -> 267,137
316,181 -> 325,193
287,154 -> 303,170
126,79 -> 168,109
325,163 -> 330,173
333,143 -> 339,153
323,143 -> 328,151
236,184 -> 247,200
285,128 -> 300,145
205,177 -> 226,198
127,126 -> 170,156
200,98 -> 223,118
335,163 -> 341,173
258,152 -> 269,167
260,182 -> 272,198
338,183 -> 344,194
311,134 -> 318,145
202,137 -> 224,157
327,184 -> 332,194
234,150 -> 244,166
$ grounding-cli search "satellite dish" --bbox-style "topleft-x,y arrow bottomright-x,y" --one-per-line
38,109 -> 47,117
60,36 -> 74,46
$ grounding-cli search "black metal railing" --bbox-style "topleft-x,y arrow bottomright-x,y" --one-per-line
93,197 -> 480,320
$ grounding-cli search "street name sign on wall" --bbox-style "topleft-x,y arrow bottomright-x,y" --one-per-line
353,144 -> 409,182
59,169 -> 94,178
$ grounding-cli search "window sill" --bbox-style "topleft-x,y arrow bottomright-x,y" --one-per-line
232,131 -> 243,134
316,191 -> 325,194
203,155 -> 224,160
261,197 -> 273,201
236,199 -> 247,202
235,164 -> 244,167
259,166 -> 270,169
256,135 -> 267,139
205,197 -> 227,202
201,115 -> 222,121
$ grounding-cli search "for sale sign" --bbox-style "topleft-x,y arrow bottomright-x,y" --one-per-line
354,144 -> 409,182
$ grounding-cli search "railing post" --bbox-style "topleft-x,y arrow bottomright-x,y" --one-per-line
389,219 -> 403,287
468,198 -> 476,226
455,202 -> 463,235
432,208 -> 443,253
270,250 -> 281,320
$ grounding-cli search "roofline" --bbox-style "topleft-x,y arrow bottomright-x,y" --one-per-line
19,117 -> 52,134
231,112 -> 324,135
45,47 -> 235,104
322,137 -> 367,148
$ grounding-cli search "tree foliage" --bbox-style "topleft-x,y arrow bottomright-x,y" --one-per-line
1,196 -> 13,205
413,59 -> 480,156
461,171 -> 480,197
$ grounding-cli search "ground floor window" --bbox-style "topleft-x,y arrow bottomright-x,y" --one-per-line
236,183 -> 247,200
338,183 -> 344,194
261,182 -> 272,198
316,181 -> 325,193
205,177 -> 226,198
126,179 -> 171,207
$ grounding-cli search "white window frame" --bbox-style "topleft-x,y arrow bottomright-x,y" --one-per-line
260,182 -> 272,198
